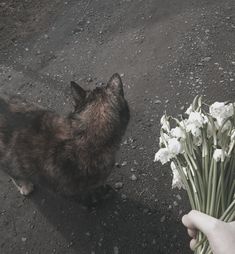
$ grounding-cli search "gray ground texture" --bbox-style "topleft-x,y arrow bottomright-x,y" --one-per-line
0,0 -> 234,253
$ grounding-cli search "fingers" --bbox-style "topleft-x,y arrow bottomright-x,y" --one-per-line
187,228 -> 197,238
190,239 -> 197,250
182,210 -> 219,236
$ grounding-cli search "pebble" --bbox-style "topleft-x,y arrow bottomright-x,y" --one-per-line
85,232 -> 91,236
130,174 -> 137,181
201,56 -> 211,62
160,215 -> 166,222
134,160 -> 138,165
154,100 -> 162,104
115,182 -> 124,189
87,77 -> 93,82
121,161 -> 127,167
173,201 -> 178,206
121,194 -> 127,200
21,237 -> 27,242
114,246 -> 119,254
176,194 -> 182,200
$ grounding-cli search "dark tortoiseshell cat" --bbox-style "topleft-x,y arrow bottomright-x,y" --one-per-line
0,73 -> 129,196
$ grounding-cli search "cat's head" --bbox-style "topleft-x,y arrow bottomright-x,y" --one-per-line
70,73 -> 129,125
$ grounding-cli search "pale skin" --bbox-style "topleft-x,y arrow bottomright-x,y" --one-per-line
182,210 -> 235,254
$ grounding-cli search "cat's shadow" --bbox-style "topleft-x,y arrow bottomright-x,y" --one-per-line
30,185 -> 188,254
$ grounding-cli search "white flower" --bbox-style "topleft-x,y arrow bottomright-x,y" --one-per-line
185,105 -> 193,115
160,115 -> 170,132
186,112 -> 207,136
154,148 -> 172,164
213,149 -> 225,162
159,133 -> 170,146
179,119 -> 187,129
170,127 -> 186,139
168,138 -> 183,155
209,102 -> 234,127
170,162 -> 185,190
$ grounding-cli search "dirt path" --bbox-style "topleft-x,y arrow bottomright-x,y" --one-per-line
0,0 -> 234,253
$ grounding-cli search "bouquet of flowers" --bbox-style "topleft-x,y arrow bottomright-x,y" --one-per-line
154,96 -> 235,254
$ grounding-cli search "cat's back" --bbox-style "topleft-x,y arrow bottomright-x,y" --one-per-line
0,95 -> 46,141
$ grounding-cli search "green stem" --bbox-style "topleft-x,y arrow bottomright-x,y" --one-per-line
220,161 -> 225,214
210,161 -> 217,216
206,159 -> 214,214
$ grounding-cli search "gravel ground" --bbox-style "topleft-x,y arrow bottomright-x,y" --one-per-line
0,0 -> 234,253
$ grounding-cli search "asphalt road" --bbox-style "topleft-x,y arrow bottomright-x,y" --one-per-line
0,0 -> 234,253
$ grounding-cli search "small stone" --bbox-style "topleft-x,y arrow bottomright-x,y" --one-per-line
133,160 -> 138,165
21,237 -> 27,242
121,161 -> 127,167
154,100 -> 162,104
115,182 -> 123,189
130,174 -> 137,181
232,61 -> 235,65
120,73 -> 124,77
114,246 -> 119,254
201,56 -> 211,62
152,239 -> 156,245
87,77 -> 93,82
85,232 -> 91,236
160,215 -> 166,222
121,194 -> 127,200
123,139 -> 128,145
180,106 -> 185,110
173,201 -> 178,206
176,194 -> 182,200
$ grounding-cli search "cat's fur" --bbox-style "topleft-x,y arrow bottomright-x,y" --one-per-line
0,73 -> 129,196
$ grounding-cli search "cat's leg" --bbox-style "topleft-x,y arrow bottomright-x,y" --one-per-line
11,177 -> 34,196
2,157 -> 35,196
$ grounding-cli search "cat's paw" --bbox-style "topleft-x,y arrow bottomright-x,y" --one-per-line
19,183 -> 34,196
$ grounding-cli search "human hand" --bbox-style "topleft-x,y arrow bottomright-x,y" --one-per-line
182,210 -> 235,254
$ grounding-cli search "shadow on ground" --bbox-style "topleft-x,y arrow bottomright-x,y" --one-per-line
28,185 -> 186,254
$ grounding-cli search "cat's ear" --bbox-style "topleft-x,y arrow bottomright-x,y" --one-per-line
107,73 -> 124,96
70,81 -> 86,102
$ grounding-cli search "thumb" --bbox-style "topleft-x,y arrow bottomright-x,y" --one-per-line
182,210 -> 219,236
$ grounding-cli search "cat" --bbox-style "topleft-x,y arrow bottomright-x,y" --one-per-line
0,73 -> 130,197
